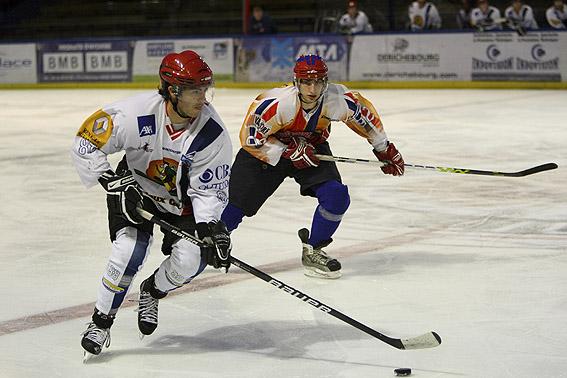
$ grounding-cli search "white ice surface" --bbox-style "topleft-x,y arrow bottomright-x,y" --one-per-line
0,88 -> 565,378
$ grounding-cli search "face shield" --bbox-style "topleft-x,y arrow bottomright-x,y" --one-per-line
173,82 -> 215,104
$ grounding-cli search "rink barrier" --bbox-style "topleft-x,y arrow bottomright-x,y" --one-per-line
1,81 -> 567,90
1,30 -> 566,88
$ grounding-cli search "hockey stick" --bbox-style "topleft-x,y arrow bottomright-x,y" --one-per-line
136,207 -> 442,350
316,154 -> 558,177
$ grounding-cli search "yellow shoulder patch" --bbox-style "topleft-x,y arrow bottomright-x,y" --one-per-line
76,109 -> 114,149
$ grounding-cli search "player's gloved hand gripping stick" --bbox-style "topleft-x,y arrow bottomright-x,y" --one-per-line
136,206 -> 442,351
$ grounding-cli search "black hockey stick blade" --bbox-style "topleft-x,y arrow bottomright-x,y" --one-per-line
136,207 -> 442,351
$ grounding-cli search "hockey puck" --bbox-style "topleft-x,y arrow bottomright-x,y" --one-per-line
394,368 -> 411,376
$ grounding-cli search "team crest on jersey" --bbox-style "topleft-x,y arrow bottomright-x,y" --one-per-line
137,114 -> 156,137
134,158 -> 179,196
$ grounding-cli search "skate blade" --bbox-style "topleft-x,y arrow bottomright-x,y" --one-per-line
139,332 -> 145,340
83,351 -> 94,363
303,267 -> 342,279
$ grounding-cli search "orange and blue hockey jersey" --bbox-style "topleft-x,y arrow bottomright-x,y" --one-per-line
239,83 -> 390,165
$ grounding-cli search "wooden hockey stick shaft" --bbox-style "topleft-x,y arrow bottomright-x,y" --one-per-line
315,154 -> 558,177
136,207 -> 442,350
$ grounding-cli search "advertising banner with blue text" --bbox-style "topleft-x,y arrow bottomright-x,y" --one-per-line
235,35 -> 348,82
133,38 -> 233,82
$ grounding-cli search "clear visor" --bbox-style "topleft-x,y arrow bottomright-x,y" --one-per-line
176,83 -> 215,103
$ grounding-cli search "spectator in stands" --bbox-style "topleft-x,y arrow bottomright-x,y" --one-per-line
471,0 -> 503,31
504,0 -> 538,30
408,0 -> 442,31
456,0 -> 474,29
248,5 -> 277,34
546,0 -> 567,28
338,1 -> 373,34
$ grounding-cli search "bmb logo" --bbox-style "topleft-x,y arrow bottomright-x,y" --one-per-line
137,114 -> 156,137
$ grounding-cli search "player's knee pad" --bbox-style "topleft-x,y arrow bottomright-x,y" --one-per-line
157,238 -> 207,290
102,227 -> 152,294
221,203 -> 245,232
315,181 -> 350,217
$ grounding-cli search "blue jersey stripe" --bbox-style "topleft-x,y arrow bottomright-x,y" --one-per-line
345,97 -> 357,113
305,101 -> 323,132
254,98 -> 276,116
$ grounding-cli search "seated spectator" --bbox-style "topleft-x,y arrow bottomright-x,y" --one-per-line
338,1 -> 373,34
471,0 -> 503,31
408,0 -> 442,31
546,0 -> 567,28
248,5 -> 277,34
456,0 -> 474,29
505,0 -> 538,30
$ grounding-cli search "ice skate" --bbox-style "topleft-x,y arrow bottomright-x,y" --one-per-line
81,322 -> 111,362
298,228 -> 342,279
137,276 -> 166,338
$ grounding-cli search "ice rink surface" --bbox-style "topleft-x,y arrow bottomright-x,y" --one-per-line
0,88 -> 565,378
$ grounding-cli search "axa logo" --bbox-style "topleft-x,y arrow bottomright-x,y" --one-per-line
137,114 -> 156,137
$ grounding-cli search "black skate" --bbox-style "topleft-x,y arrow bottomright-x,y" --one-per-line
137,275 -> 166,337
81,322 -> 111,362
298,228 -> 342,279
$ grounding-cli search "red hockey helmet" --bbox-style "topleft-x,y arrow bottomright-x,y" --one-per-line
159,50 -> 213,88
293,55 -> 328,80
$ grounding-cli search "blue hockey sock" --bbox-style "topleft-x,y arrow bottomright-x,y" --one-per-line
221,203 -> 245,232
308,181 -> 350,247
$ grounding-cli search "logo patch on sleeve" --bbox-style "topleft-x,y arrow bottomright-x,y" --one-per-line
137,115 -> 156,137
76,109 -> 114,149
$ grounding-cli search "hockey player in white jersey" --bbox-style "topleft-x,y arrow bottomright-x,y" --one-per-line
221,55 -> 404,279
71,50 -> 233,359
546,0 -> 567,28
504,0 -> 538,30
471,0 -> 503,31
408,0 -> 442,31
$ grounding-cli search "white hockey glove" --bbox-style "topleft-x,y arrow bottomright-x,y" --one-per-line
99,170 -> 144,224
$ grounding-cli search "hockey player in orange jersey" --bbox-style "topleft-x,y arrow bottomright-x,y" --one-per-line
221,54 -> 404,279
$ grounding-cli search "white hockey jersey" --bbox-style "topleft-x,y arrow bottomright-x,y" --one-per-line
408,1 -> 442,31
71,92 -> 232,222
471,6 -> 503,30
505,4 -> 538,29
546,4 -> 567,29
239,83 -> 389,166
338,11 -> 373,34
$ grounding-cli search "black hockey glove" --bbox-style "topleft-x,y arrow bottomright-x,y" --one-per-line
197,221 -> 232,272
99,170 -> 144,224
